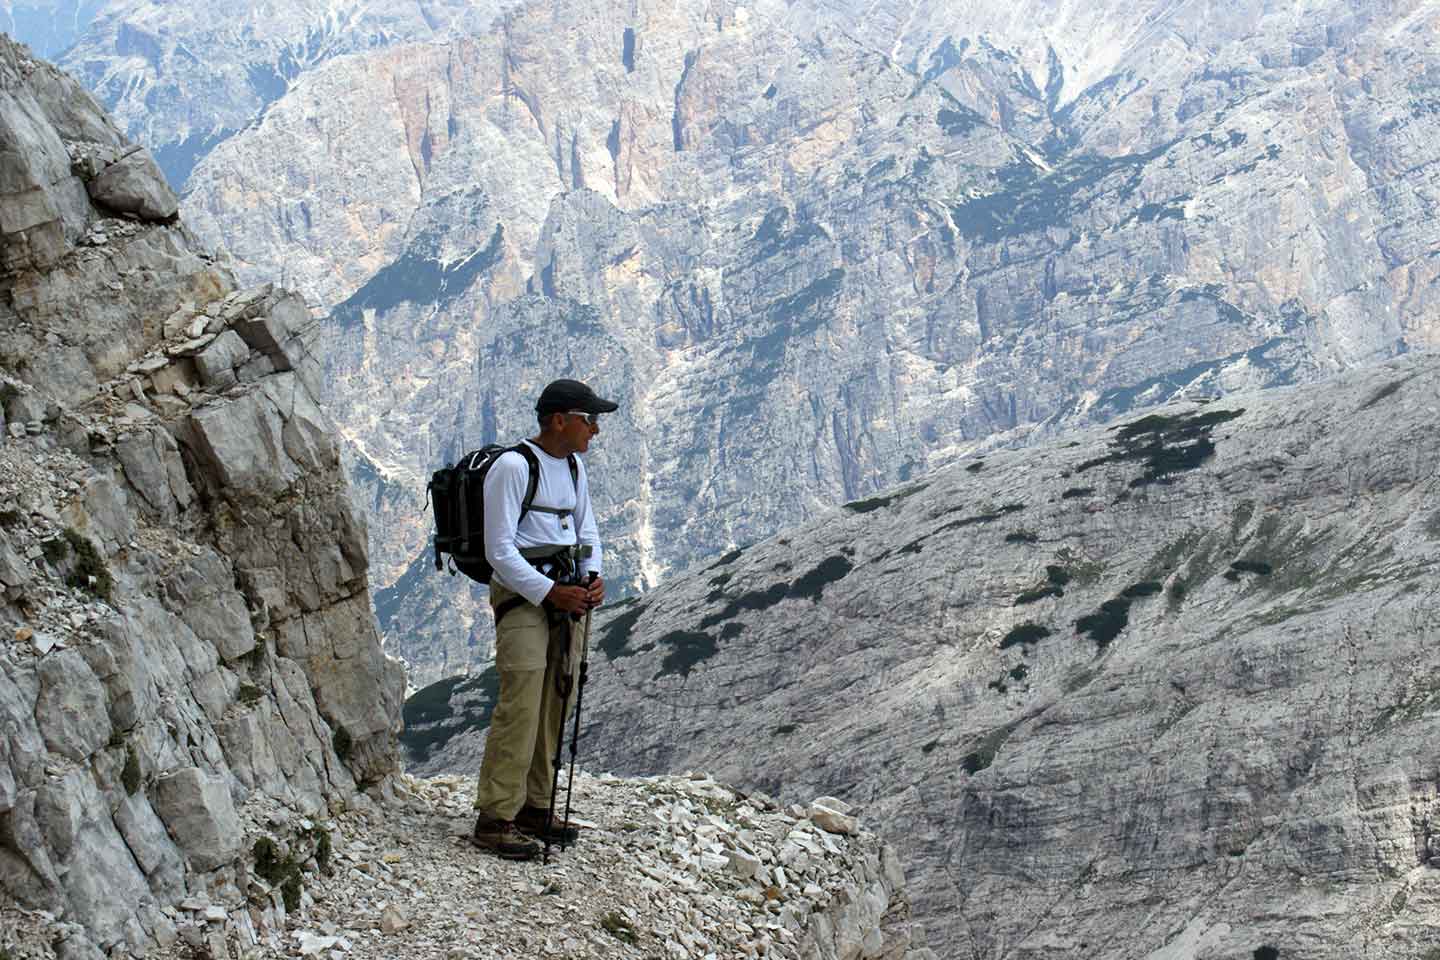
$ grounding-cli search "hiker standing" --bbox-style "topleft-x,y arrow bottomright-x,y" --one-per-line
471,379 -> 614,860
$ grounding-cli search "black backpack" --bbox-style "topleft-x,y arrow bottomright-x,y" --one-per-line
428,442 -> 578,584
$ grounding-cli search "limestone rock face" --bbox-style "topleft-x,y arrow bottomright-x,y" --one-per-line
0,35 -> 405,957
409,352 -> 1440,956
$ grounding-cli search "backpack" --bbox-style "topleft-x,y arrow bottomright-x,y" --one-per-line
428,442 -> 578,584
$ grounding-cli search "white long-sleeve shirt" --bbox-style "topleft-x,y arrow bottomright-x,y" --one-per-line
482,440 -> 602,606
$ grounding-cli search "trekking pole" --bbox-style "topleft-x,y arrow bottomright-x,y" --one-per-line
560,571 -> 598,854
543,553 -> 587,864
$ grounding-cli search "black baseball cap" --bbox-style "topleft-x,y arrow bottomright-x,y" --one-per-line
535,379 -> 619,416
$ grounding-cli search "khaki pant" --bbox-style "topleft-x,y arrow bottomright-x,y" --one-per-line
474,582 -> 581,820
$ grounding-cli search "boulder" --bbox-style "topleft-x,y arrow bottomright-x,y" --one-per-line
84,146 -> 179,222
162,548 -> 255,662
193,330 -> 249,391
151,767 -> 241,872
113,792 -> 186,898
114,425 -> 194,521
35,650 -> 110,762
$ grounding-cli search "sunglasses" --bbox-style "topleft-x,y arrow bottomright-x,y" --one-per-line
562,410 -> 601,425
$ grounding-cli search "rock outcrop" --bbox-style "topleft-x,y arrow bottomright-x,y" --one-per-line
409,351 -> 1440,956
0,34 -> 404,957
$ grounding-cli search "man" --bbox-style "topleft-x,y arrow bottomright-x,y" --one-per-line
471,378 -> 614,861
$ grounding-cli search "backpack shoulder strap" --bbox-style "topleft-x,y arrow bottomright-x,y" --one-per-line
567,454 -> 578,494
511,443 -> 542,523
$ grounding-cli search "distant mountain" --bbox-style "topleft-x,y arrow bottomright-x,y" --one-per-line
34,0 -> 1440,686
406,350 -> 1440,956
17,0 -> 521,189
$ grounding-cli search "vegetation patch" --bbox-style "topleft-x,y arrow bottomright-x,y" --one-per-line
1000,623 -> 1051,650
772,724 -> 797,736
0,508 -> 22,527
1122,581 -> 1164,598
331,726 -> 353,764
42,528 -> 114,601
788,555 -> 853,602
122,745 -> 141,795
1077,408 -> 1245,486
1076,598 -> 1132,652
699,581 -> 790,629
238,684 -> 263,704
1061,486 -> 1095,499
1015,564 -> 1071,605
960,723 -> 1017,775
253,837 -> 304,911
1225,559 -> 1274,580
1015,584 -> 1063,605
654,631 -> 719,680
400,669 -> 503,763
715,549 -> 743,566
600,912 -> 640,945
597,600 -> 649,660
843,482 -> 929,514
1005,530 -> 1038,544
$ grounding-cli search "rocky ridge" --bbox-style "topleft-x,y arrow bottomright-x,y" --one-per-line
1,33 -> 404,957
409,351 -> 1440,957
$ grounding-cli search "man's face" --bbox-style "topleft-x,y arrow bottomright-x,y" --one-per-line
556,411 -> 600,453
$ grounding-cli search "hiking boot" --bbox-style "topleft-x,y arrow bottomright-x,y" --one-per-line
514,805 -> 580,844
471,814 -> 542,861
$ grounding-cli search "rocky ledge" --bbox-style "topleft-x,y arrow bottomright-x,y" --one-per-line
0,770 -> 928,960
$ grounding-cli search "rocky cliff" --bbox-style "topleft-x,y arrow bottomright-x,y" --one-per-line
142,0 -> 1438,688
408,351 -> 1440,957
0,34 -> 405,957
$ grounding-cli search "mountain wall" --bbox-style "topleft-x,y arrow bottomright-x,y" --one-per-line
408,351 -> 1440,957
158,0 -> 1440,687
0,34 -> 404,956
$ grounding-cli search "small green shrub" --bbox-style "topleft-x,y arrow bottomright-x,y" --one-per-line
332,726 -> 353,763
1000,623 -> 1051,649
653,631 -> 718,680
122,746 -> 141,795
313,829 -> 332,874
252,838 -> 288,884
0,508 -> 22,527
238,684 -> 263,703
600,911 -> 639,945
1076,598 -> 1132,651
244,636 -> 267,668
54,528 -> 113,601
41,537 -> 69,565
281,872 -> 302,911
1225,559 -> 1274,580
1015,585 -> 1063,605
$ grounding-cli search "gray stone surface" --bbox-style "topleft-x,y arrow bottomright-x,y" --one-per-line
35,650 -> 110,763
193,328 -> 249,390
0,37 -> 405,956
151,767 -> 241,872
413,352 -> 1440,957
84,146 -> 179,221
